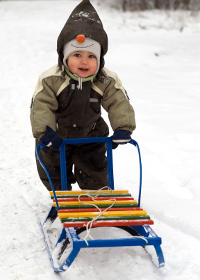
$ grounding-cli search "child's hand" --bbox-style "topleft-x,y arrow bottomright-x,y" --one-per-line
111,130 -> 131,149
40,126 -> 63,149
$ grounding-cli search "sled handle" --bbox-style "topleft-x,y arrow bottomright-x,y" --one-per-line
36,143 -> 60,209
59,137 -> 114,191
36,137 -> 143,208
129,139 -> 142,207
36,137 -> 114,209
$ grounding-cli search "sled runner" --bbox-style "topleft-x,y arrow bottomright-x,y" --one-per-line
37,137 -> 165,272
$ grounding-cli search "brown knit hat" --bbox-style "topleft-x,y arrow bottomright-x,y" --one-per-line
57,0 -> 108,75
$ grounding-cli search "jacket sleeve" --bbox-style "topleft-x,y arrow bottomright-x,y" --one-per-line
101,69 -> 136,133
30,76 -> 59,140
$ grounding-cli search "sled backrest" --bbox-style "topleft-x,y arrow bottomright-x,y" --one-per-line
60,137 -> 114,191
36,137 -> 142,209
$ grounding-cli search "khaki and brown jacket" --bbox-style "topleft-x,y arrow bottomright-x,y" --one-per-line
30,0 -> 136,140
30,65 -> 136,140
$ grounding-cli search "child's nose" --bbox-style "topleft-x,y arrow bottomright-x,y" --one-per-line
81,59 -> 88,64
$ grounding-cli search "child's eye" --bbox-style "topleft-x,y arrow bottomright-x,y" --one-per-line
74,53 -> 81,57
89,55 -> 96,59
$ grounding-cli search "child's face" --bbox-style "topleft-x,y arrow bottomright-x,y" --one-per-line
67,51 -> 98,78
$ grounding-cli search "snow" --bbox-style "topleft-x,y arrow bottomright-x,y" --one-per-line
0,1 -> 200,279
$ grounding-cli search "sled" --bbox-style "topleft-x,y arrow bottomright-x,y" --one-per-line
36,137 -> 165,272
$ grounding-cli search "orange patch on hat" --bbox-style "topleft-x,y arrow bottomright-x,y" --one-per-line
76,35 -> 85,43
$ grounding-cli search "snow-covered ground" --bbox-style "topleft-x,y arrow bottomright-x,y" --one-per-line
1,1 -> 200,279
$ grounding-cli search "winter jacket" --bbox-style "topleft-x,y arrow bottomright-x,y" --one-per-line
30,65 -> 136,140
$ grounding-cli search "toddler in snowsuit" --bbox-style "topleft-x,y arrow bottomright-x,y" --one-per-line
30,0 -> 136,191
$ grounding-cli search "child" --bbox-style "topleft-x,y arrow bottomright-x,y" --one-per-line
30,0 -> 136,191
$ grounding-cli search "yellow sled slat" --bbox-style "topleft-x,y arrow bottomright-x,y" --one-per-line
50,190 -> 130,196
58,210 -> 147,219
53,200 -> 137,207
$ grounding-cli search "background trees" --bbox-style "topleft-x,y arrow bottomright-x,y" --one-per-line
121,0 -> 200,11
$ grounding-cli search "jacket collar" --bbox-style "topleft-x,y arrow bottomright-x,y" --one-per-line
65,68 -> 96,90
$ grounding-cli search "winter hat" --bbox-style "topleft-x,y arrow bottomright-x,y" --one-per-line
57,0 -> 108,75
63,35 -> 101,74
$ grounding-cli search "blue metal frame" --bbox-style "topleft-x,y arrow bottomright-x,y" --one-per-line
36,137 -> 142,207
130,139 -> 143,207
40,220 -> 165,272
59,137 -> 115,192
36,143 -> 60,209
37,137 -> 165,272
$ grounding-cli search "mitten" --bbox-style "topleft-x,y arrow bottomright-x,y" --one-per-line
111,130 -> 131,149
40,126 -> 63,149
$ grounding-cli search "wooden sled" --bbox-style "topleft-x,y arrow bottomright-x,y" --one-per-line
37,137 -> 165,272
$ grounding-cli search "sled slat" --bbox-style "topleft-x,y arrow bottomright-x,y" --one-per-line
58,210 -> 147,219
50,190 -> 130,196
54,197 -> 134,202
63,219 -> 154,228
54,199 -> 137,207
51,193 -> 132,199
58,207 -> 142,213
56,203 -> 138,209
60,215 -> 151,223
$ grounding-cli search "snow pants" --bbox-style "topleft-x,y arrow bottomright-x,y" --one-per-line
35,140 -> 108,191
